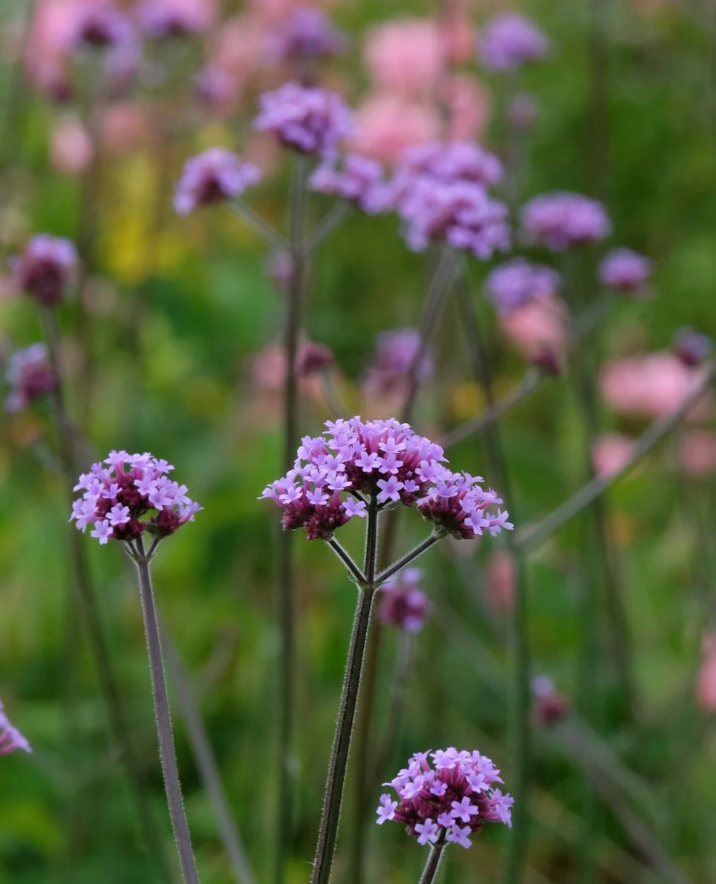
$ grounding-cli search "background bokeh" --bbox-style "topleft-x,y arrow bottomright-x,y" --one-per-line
1,1 -> 716,883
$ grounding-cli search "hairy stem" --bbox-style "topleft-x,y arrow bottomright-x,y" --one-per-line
134,542 -> 202,884
374,534 -> 441,587
418,839 -> 447,884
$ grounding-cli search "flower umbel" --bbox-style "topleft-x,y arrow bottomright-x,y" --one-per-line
260,417 -> 512,541
484,259 -> 560,314
521,193 -> 611,252
174,148 -> 261,215
599,248 -> 652,295
310,153 -> 390,214
377,748 -> 513,847
5,344 -> 57,413
478,13 -> 549,72
10,235 -> 78,306
377,567 -> 432,632
71,452 -> 201,546
0,700 -> 31,755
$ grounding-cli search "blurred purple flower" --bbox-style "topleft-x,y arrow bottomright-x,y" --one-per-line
673,328 -> 712,368
484,258 -> 559,315
0,700 -> 31,755
507,93 -> 539,130
521,192 -> 611,251
10,234 -> 78,307
267,8 -> 347,63
531,675 -> 569,724
310,153 -> 390,213
253,83 -> 353,158
137,0 -> 213,39
377,567 -> 432,632
297,341 -> 334,376
363,328 -> 433,397
393,141 -> 503,191
598,248 -> 652,295
69,3 -> 134,49
71,452 -> 201,545
376,747 -> 513,846
478,13 -> 549,72
260,417 -> 511,541
5,344 -> 57,414
174,148 -> 261,215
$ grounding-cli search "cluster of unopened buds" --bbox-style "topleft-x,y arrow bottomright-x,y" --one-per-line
260,417 -> 513,542
70,451 -> 201,547
377,748 -> 513,849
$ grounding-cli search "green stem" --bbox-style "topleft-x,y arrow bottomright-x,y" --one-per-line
417,839 -> 447,884
133,541 -> 202,884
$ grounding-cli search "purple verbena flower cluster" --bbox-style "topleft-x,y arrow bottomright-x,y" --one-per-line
267,8 -> 347,62
393,141 -> 504,191
377,567 -> 432,632
10,235 -> 78,307
310,153 -> 390,213
363,328 -> 433,397
69,2 -> 134,49
521,192 -> 611,251
376,748 -> 513,849
137,0 -> 212,39
174,148 -> 261,215
71,452 -> 201,545
478,13 -> 549,72
0,700 -> 31,755
260,417 -> 512,541
5,344 -> 57,413
484,258 -> 560,314
253,83 -> 352,159
598,248 -> 652,295
673,327 -> 712,368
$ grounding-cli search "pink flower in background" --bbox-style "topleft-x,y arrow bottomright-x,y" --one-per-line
364,19 -> 443,98
592,433 -> 635,479
508,93 -> 539,130
443,75 -> 491,142
377,567 -> 433,632
100,103 -> 153,153
485,550 -> 515,613
599,353 -> 712,421
679,431 -> 716,477
696,635 -> 716,714
500,297 -> 567,361
50,115 -> 94,174
5,344 -> 57,413
478,13 -> 549,72
0,700 -> 31,755
350,95 -> 439,163
599,248 -> 653,296
521,193 -> 611,251
136,0 -> 216,39
25,0 -> 88,96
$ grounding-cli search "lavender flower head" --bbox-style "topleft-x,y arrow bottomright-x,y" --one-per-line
137,0 -> 213,39
393,141 -> 504,191
10,235 -> 78,307
69,2 -> 135,49
521,192 -> 611,252
310,153 -> 390,213
376,748 -> 513,849
598,248 -> 652,295
478,13 -> 549,72
363,328 -> 433,397
174,148 -> 261,215
0,700 -> 31,755
5,344 -> 57,413
253,83 -> 353,159
267,8 -> 347,63
71,452 -> 201,546
260,417 -> 512,541
484,258 -> 560,315
377,567 -> 432,633
673,327 -> 712,368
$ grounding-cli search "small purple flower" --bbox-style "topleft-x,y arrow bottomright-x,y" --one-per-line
0,700 -> 31,755
71,452 -> 201,545
393,141 -> 503,191
484,258 -> 560,314
174,148 -> 261,215
673,328 -> 712,368
478,13 -> 549,72
5,344 -> 57,413
10,235 -> 78,307
69,2 -> 135,49
253,83 -> 353,159
267,8 -> 347,63
521,192 -> 611,252
136,0 -> 213,39
377,568 -> 432,633
377,747 -> 512,848
310,154 -> 391,214
260,417 -> 511,541
363,329 -> 433,399
598,248 -> 652,295
531,675 -> 570,724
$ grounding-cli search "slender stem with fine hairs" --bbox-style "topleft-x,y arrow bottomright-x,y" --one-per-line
163,632 -> 257,884
230,200 -> 290,251
327,539 -> 366,584
41,309 -> 171,882
133,539 -> 202,884
275,154 -> 310,884
417,838 -> 447,884
310,499 -> 379,884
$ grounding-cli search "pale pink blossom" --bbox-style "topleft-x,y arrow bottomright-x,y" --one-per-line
500,297 -> 567,360
443,75 -> 490,142
679,431 -> 716,477
100,103 -> 153,152
50,115 -> 94,174
364,19 -> 443,98
485,550 -> 514,614
599,353 -> 712,422
350,94 -> 439,163
696,635 -> 716,714
592,433 -> 635,479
